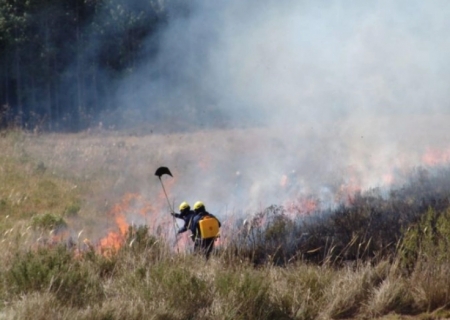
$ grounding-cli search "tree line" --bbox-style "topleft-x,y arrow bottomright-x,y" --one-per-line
0,0 -> 187,131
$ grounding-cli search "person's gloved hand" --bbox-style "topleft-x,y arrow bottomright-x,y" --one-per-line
170,212 -> 176,217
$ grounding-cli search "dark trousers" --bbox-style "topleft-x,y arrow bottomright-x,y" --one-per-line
194,238 -> 215,259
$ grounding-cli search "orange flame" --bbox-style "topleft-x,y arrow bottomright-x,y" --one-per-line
97,193 -> 159,255
99,230 -> 125,252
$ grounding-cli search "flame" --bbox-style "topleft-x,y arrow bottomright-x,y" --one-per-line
115,214 -> 129,235
39,144 -> 450,259
97,193 -> 158,255
422,148 -> 450,166
112,193 -> 155,217
99,230 -> 125,252
285,197 -> 319,217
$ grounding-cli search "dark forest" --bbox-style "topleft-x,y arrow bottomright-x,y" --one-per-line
0,0 -> 189,131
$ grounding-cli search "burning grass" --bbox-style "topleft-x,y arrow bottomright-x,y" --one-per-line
3,129 -> 450,318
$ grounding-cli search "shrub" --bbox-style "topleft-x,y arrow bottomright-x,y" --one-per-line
225,205 -> 299,266
31,213 -> 67,231
64,202 -> 81,217
125,225 -> 159,254
398,208 -> 450,311
399,207 -> 450,272
6,245 -> 103,307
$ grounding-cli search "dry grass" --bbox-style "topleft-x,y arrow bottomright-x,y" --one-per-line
1,241 -> 450,319
2,129 -> 450,319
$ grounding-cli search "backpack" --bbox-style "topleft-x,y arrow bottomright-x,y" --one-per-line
198,215 -> 220,239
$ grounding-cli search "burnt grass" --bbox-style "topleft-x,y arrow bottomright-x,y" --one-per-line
224,166 -> 450,266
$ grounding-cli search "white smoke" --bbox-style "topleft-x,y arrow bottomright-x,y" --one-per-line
113,0 -> 450,215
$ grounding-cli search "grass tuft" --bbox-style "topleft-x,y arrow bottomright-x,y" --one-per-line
31,212 -> 67,231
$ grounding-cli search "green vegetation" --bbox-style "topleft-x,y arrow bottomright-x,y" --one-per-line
2,131 -> 450,319
31,212 -> 66,230
6,245 -> 103,308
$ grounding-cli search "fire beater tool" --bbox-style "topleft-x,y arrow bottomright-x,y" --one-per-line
155,166 -> 174,212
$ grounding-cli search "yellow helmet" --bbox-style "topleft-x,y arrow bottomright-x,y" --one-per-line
193,201 -> 205,211
179,201 -> 190,212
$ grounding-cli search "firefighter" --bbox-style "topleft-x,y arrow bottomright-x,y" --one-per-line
189,201 -> 221,259
171,201 -> 196,235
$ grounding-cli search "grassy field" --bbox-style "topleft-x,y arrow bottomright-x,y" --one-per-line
2,128 -> 450,319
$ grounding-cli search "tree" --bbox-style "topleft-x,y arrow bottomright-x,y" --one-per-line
0,0 -> 175,131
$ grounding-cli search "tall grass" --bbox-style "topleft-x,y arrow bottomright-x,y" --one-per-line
3,131 -> 450,319
2,226 -> 450,319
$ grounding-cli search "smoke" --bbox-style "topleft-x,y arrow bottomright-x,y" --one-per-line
110,0 -> 450,214
118,0 -> 450,122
